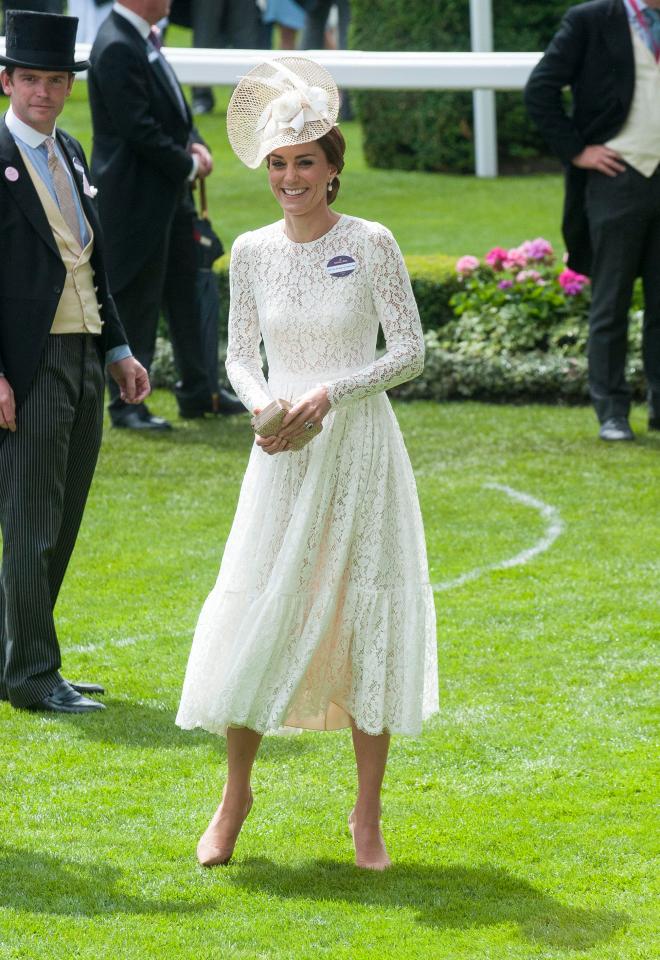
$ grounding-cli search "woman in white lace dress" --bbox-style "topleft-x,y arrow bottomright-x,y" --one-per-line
176,58 -> 438,871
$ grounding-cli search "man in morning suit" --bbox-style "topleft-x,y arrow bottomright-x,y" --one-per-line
525,0 -> 660,442
0,9 -> 150,713
88,0 -> 243,431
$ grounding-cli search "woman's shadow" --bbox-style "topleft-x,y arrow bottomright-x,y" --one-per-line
228,858 -> 627,952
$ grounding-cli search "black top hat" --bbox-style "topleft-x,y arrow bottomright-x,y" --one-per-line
0,10 -> 89,73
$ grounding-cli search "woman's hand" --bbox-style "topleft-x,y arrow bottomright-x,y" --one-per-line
255,433 -> 291,455
278,386 -> 330,442
252,387 -> 330,455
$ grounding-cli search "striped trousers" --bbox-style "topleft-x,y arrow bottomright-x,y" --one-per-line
0,335 -> 104,707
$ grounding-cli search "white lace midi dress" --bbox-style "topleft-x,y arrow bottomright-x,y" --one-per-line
176,215 -> 438,737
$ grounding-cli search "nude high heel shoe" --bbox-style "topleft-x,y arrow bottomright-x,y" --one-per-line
348,808 -> 392,871
196,789 -> 253,867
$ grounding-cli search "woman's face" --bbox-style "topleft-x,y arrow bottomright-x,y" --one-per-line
267,141 -> 337,217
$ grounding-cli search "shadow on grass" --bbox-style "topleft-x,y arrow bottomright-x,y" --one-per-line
228,858 -> 627,952
0,845 -> 213,917
60,699 -> 317,760
106,416 -> 252,451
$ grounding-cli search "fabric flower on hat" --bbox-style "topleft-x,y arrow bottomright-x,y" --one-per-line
256,84 -> 330,143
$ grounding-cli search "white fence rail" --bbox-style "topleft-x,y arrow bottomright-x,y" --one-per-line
0,42 -> 542,89
0,44 -> 544,175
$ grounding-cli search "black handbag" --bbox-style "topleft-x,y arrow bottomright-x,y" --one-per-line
193,179 -> 224,270
192,179 -> 224,401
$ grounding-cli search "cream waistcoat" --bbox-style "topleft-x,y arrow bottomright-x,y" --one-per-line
606,28 -> 660,177
18,146 -> 103,335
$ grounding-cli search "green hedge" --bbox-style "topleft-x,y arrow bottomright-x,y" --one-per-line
151,255 -> 646,404
350,0 -> 568,173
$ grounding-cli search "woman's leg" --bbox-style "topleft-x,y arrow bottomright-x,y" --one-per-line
349,724 -> 392,870
197,726 -> 262,866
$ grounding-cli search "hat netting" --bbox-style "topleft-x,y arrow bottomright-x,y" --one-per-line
227,57 -> 340,169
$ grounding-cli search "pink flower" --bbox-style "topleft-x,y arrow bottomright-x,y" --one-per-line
558,268 -> 589,296
503,246 -> 527,270
485,246 -> 509,271
498,279 -> 513,290
456,255 -> 480,276
520,237 -> 554,262
516,269 -> 543,284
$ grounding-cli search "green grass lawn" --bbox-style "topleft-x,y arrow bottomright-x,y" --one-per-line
0,397 -> 657,960
59,81 -> 565,258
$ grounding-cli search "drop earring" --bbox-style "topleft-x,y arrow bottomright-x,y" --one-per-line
327,180 -> 333,193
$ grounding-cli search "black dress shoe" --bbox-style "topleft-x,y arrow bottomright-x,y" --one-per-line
178,388 -> 245,418
69,680 -> 105,696
26,679 -> 105,713
113,405 -> 172,431
216,388 -> 246,415
191,90 -> 215,115
599,417 -> 635,441
649,416 -> 660,431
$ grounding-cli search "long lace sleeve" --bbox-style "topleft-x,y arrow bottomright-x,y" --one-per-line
224,234 -> 273,413
323,226 -> 425,409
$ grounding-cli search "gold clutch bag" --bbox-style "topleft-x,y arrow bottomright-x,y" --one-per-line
250,399 -> 321,451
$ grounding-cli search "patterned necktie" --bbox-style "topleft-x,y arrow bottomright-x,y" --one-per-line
45,137 -> 82,246
147,33 -> 188,119
148,26 -> 162,50
641,6 -> 660,60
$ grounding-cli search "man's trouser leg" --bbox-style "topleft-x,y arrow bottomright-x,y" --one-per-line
108,240 -> 168,423
586,165 -> 655,422
162,194 -> 212,410
0,335 -> 103,707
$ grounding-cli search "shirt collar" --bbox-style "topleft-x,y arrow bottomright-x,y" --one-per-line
113,2 -> 151,40
5,104 -> 55,147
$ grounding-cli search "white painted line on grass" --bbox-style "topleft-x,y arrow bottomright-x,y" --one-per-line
433,483 -> 564,593
61,486 -> 563,651
64,636 -> 138,654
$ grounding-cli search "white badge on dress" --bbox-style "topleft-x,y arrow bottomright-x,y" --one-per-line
4,166 -> 19,182
326,254 -> 357,278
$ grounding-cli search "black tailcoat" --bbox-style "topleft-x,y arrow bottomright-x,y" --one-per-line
0,118 -> 127,427
524,0 -> 635,275
88,11 -> 196,293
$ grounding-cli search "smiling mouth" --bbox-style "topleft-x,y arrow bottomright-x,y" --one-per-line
282,188 -> 306,197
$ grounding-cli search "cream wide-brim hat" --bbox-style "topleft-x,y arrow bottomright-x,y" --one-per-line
226,57 -> 340,169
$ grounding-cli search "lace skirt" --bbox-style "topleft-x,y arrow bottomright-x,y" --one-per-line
176,384 -> 438,737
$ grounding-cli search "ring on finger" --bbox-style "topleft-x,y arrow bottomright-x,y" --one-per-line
303,420 -> 315,431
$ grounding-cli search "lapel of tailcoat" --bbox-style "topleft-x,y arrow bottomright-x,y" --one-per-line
0,117 -> 60,258
601,0 -> 636,110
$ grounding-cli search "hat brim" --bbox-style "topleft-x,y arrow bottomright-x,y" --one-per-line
0,53 -> 89,72
227,57 -> 339,169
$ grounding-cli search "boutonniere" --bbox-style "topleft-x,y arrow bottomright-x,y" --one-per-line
82,172 -> 98,198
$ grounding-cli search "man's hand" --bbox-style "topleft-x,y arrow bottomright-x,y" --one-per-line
0,377 -> 16,432
107,357 -> 150,404
572,145 -> 626,177
191,142 -> 213,179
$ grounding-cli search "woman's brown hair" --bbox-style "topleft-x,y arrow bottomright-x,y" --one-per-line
316,126 -> 346,205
